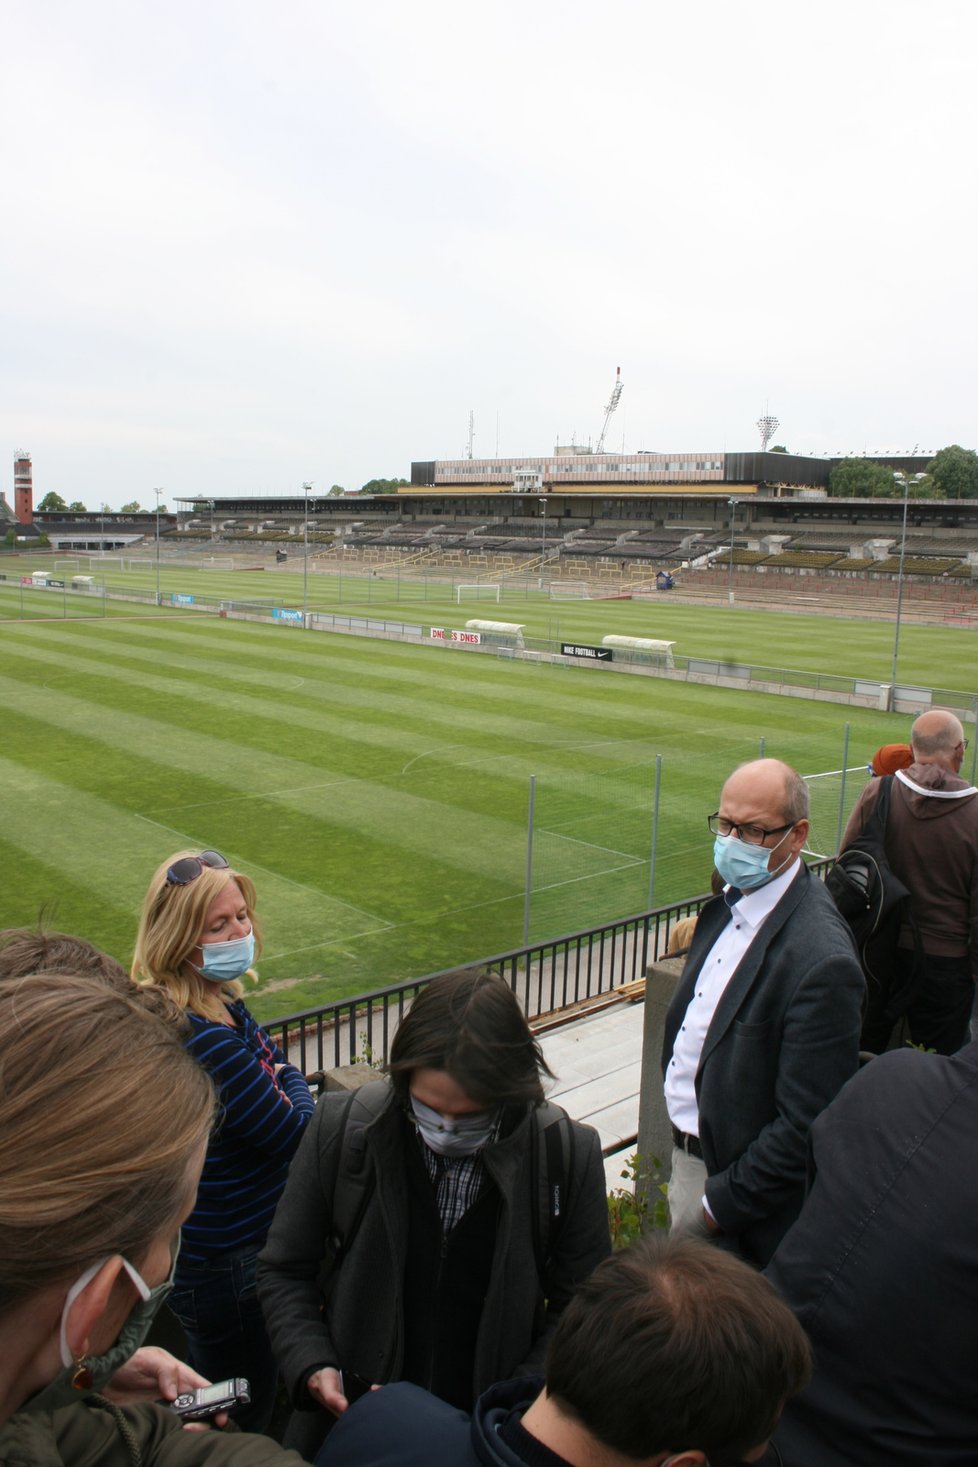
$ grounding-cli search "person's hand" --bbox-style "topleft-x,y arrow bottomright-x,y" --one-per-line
307,1367 -> 348,1415
103,1348 -> 229,1428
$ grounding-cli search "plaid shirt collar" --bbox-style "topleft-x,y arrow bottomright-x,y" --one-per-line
419,1112 -> 502,1232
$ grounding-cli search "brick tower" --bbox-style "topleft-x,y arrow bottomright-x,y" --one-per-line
14,453 -> 32,525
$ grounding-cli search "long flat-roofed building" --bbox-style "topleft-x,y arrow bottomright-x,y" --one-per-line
409,448 -> 932,495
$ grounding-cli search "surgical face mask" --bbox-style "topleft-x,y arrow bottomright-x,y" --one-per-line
195,929 -> 255,983
712,824 -> 795,892
410,1095 -> 498,1157
57,1237 -> 178,1391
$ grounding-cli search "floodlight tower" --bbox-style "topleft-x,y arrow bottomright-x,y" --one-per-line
757,413 -> 779,452
595,367 -> 624,454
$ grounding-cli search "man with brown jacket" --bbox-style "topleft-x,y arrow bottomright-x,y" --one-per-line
840,708 -> 978,1053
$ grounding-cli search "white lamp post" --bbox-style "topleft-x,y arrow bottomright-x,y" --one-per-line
154,487 -> 163,604
889,472 -> 919,701
303,482 -> 312,625
727,498 -> 739,605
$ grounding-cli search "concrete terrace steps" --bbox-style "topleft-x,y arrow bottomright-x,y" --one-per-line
663,578 -> 978,625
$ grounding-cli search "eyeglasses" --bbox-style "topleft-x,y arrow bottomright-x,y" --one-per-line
707,814 -> 794,847
165,850 -> 230,886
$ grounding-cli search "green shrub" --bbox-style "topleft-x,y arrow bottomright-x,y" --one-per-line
608,1151 -> 669,1247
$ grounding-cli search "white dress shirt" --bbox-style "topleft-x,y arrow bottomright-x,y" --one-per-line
664,860 -> 802,1137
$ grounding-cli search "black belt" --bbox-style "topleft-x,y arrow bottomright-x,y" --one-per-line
672,1124 -> 703,1160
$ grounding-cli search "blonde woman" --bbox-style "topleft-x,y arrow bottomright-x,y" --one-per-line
0,973 -> 302,1467
133,849 -> 314,1434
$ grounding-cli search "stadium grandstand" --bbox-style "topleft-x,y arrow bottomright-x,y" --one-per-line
12,445 -> 978,602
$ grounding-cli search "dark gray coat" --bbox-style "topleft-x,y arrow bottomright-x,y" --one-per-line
662,862 -> 864,1264
257,1086 -> 610,1409
769,1042 -> 978,1465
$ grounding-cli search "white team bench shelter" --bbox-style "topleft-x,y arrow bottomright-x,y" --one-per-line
601,635 -> 676,668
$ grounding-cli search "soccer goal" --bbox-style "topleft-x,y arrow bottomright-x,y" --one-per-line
549,582 -> 591,600
802,766 -> 868,860
54,557 -> 81,575
456,584 -> 501,604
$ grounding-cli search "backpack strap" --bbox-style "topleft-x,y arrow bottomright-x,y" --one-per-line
323,1079 -> 390,1274
869,772 -> 893,833
863,774 -> 925,1026
530,1101 -> 575,1285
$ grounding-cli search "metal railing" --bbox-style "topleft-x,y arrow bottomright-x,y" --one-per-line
263,859 -> 836,1079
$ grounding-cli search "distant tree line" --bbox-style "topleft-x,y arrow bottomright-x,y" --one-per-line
828,445 -> 978,499
35,493 -> 167,513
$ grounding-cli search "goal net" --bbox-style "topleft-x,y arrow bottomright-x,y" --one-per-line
456,584 -> 501,604
802,767 -> 868,859
549,582 -> 591,600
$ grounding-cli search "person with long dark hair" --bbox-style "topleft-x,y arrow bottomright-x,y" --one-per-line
258,968 -> 610,1456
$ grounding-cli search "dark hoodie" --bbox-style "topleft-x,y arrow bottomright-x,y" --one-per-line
841,762 -> 978,967
319,1377 -> 549,1467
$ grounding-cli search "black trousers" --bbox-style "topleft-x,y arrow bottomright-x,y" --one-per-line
904,951 -> 974,1055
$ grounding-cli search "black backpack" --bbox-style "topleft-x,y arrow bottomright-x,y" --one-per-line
320,1079 -> 575,1288
825,775 -> 923,1049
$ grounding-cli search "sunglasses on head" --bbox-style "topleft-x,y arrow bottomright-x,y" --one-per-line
165,850 -> 230,886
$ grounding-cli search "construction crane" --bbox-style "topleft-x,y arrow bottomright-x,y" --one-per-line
595,366 -> 624,454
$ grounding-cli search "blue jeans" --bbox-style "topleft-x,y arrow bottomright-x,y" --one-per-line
169,1247 -> 278,1436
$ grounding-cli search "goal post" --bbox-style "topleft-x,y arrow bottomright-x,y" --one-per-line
456,584 -> 501,604
549,581 -> 590,600
802,766 -> 868,859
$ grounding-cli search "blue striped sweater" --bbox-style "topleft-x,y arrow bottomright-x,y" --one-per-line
178,999 -> 314,1266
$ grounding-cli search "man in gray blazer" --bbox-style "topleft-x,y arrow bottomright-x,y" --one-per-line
662,758 -> 864,1266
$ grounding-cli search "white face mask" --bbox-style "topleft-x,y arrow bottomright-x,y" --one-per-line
409,1095 -> 498,1157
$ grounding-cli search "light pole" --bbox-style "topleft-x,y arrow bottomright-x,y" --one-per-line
303,482 -> 312,625
154,487 -> 163,604
540,497 -> 547,580
889,472 -> 916,702
727,498 -> 739,605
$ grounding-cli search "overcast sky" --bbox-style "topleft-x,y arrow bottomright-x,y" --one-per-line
3,0 -> 976,509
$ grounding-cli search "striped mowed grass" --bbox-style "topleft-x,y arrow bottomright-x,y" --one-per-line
0,592 -> 970,1018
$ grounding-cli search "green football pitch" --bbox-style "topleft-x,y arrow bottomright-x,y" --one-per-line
1,557 -> 974,1019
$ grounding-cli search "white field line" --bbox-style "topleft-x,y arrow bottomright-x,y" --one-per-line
145,773 -> 375,813
260,855 -> 651,966
133,813 -> 393,927
537,828 -> 646,863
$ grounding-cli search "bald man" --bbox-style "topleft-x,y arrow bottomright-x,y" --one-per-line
841,708 -> 978,1053
662,759 -> 864,1266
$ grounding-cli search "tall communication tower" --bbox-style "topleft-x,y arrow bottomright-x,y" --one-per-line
466,410 -> 475,459
756,413 -> 779,452
595,367 -> 624,454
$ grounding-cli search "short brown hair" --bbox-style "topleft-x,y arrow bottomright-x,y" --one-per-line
0,975 -> 215,1313
0,926 -> 187,1030
546,1236 -> 811,1460
386,968 -> 553,1108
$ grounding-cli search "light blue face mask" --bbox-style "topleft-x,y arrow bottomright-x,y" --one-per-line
409,1095 -> 498,1157
195,930 -> 255,983
712,825 -> 794,892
